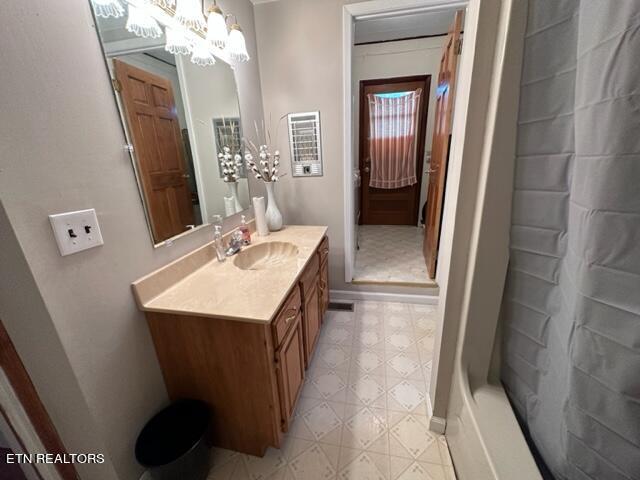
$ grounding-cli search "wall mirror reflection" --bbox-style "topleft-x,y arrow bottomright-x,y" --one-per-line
91,2 -> 250,245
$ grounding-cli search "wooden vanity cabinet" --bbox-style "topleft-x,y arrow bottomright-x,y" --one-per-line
144,235 -> 329,457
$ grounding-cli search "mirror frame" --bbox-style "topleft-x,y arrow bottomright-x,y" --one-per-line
89,6 -> 252,248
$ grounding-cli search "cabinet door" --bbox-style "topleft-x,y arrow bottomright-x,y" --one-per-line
319,260 -> 329,317
303,281 -> 321,366
276,315 -> 305,431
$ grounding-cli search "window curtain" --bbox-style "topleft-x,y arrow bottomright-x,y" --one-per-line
501,1 -> 640,479
367,89 -> 422,189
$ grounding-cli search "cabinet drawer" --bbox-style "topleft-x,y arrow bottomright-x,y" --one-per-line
299,253 -> 319,297
317,236 -> 329,265
272,287 -> 302,348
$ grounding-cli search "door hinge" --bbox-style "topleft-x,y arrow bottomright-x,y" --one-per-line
111,78 -> 122,92
454,38 -> 463,55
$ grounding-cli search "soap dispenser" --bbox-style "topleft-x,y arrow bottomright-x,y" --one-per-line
239,215 -> 252,245
213,225 -> 226,262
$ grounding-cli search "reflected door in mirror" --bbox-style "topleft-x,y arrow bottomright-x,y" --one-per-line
114,59 -> 194,243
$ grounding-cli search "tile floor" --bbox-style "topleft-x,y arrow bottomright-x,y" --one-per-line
354,226 -> 430,285
208,301 -> 455,480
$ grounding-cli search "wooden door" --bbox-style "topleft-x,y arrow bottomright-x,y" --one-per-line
359,76 -> 430,225
424,11 -> 464,278
303,281 -> 321,365
113,59 -> 194,243
275,315 -> 305,431
0,319 -> 79,480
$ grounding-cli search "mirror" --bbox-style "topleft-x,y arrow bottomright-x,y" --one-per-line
92,6 -> 250,245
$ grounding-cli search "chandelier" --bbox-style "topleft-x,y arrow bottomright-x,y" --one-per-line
90,0 -> 250,66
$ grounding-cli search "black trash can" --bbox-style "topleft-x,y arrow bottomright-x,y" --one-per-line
135,399 -> 211,480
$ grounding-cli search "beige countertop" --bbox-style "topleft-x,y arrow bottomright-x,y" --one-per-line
132,225 -> 328,323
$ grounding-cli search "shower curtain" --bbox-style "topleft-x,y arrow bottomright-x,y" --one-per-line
367,89 -> 421,189
501,1 -> 640,479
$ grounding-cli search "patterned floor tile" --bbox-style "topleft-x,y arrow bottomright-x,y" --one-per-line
338,448 -> 390,480
389,457 -> 447,480
289,400 -> 344,445
351,349 -> 386,377
206,300 -> 454,480
346,374 -> 387,408
385,332 -> 417,353
386,352 -> 423,380
304,368 -> 348,403
354,226 -> 428,284
289,442 -> 339,480
388,413 -> 439,464
354,329 -> 386,350
342,404 -> 389,454
387,377 -> 427,414
312,344 -> 352,372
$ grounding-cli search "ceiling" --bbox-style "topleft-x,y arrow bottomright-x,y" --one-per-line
354,9 -> 459,44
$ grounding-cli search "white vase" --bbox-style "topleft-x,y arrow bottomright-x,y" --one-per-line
226,182 -> 243,213
264,182 -> 283,231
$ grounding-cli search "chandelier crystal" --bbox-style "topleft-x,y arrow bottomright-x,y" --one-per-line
91,0 -> 125,18
165,26 -> 192,55
126,1 -> 163,39
174,0 -> 206,30
191,41 -> 216,66
206,5 -> 228,50
227,24 -> 250,63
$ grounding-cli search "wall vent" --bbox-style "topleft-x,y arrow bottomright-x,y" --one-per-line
287,111 -> 323,177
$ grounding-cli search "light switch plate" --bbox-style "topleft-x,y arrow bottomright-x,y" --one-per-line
49,209 -> 104,256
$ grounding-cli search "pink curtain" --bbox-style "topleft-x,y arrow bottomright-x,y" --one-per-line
367,89 -> 422,189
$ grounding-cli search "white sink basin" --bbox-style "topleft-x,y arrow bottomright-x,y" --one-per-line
233,241 -> 299,271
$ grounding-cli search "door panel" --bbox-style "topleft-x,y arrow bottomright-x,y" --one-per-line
276,316 -> 305,432
320,259 -> 329,317
359,76 -> 430,225
114,59 -> 194,243
303,282 -> 321,366
424,11 -> 464,278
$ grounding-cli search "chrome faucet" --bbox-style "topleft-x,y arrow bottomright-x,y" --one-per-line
225,230 -> 244,257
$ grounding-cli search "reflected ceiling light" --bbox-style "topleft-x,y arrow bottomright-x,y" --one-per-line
206,4 -> 228,49
165,26 -> 192,55
91,0 -> 125,18
227,24 -> 250,63
191,41 -> 216,66
174,0 -> 206,30
126,1 -> 163,39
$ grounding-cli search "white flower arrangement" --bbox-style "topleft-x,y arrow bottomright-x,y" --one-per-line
218,146 -> 244,183
244,142 -> 281,182
243,118 -> 287,183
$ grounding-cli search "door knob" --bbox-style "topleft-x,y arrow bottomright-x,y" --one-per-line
182,174 -> 191,179
426,168 -> 437,174
364,166 -> 370,173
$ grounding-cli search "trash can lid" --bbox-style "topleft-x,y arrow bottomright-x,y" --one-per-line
135,399 -> 210,467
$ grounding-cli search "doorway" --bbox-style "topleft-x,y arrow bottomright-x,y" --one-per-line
350,8 -> 463,286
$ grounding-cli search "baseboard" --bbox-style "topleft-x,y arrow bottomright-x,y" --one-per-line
426,394 -> 447,434
330,289 -> 438,305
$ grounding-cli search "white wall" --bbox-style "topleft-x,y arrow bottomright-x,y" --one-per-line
0,0 -> 263,479
254,0 -> 448,287
353,36 -> 446,224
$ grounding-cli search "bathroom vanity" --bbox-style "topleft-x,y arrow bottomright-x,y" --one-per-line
132,226 -> 329,456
